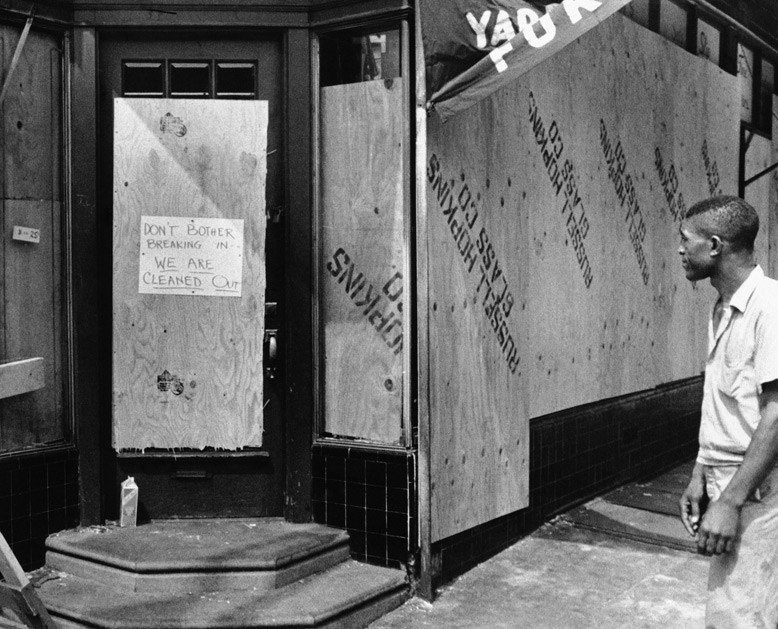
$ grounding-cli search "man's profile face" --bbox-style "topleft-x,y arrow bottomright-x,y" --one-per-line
678,215 -> 715,282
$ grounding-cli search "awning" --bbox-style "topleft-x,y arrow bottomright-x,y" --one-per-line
421,0 -> 633,120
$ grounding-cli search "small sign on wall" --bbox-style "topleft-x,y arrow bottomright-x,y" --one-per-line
138,215 -> 244,297
12,225 -> 40,243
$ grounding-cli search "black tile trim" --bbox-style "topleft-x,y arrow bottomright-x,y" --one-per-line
0,448 -> 80,570
313,445 -> 415,570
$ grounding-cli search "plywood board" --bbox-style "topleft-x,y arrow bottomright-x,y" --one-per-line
112,98 -> 267,451
320,80 -> 405,444
0,27 -> 64,453
0,358 -> 44,400
1,199 -> 64,450
744,133 -> 772,271
427,13 -> 739,541
0,27 -> 61,201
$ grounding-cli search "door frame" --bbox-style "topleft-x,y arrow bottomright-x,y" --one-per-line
70,25 -> 314,524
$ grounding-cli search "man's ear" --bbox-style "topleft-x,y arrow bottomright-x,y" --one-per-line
710,235 -> 723,257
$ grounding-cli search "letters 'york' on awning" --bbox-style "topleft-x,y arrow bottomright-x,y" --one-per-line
421,0 -> 633,120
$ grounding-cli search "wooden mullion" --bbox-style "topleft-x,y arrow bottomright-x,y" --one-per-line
752,52 -> 763,132
311,32 -> 322,438
400,17 -> 412,448
0,34 -> 5,359
413,0 -> 432,599
51,41 -> 64,427
686,4 -> 697,55
648,0 -> 661,32
719,27 -> 738,74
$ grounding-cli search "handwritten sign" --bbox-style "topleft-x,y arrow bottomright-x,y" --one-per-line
138,216 -> 244,297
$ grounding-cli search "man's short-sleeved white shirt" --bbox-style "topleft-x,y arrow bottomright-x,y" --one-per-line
698,265 -> 778,466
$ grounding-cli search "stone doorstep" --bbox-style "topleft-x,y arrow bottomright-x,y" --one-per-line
45,543 -> 352,595
45,520 -> 351,573
44,520 -> 354,595
38,560 -> 409,629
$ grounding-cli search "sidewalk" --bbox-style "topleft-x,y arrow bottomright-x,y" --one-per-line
372,461 -> 709,628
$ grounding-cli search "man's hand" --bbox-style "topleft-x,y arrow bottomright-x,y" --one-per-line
695,499 -> 740,555
679,466 -> 706,536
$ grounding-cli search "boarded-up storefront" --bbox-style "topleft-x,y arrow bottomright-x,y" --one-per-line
423,11 -> 739,544
2,0 -> 777,598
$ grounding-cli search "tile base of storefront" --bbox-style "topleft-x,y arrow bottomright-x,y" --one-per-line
0,446 -> 80,571
312,444 -> 416,571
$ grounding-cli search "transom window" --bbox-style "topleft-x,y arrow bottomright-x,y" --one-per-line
121,59 -> 258,99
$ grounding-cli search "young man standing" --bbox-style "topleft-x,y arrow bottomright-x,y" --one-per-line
678,195 -> 778,627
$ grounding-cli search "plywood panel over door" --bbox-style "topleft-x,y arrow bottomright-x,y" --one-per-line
320,80 -> 405,444
0,26 -> 64,451
112,98 -> 267,451
427,13 -> 739,542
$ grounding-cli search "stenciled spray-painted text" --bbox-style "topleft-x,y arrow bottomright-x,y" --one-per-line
427,154 -> 520,375
654,148 -> 686,221
599,120 -> 650,285
529,92 -> 593,288
326,248 -> 403,356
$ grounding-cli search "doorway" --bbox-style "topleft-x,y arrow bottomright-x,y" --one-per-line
99,34 -> 285,519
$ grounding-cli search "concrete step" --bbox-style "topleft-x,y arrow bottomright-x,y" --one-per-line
38,560 -> 409,628
45,519 -> 351,595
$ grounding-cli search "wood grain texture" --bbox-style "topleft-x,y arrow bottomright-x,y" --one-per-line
112,98 -> 267,451
0,358 -> 44,400
320,80 -> 405,444
1,200 -> 63,450
744,133 -> 772,271
426,13 -> 739,541
0,532 -> 27,587
0,26 -> 64,452
0,26 -> 61,201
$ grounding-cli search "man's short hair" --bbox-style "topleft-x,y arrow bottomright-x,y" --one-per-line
683,195 -> 759,251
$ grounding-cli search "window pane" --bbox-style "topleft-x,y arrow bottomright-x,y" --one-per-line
738,44 -> 754,123
659,0 -> 687,48
216,62 -> 256,98
319,27 -> 401,87
696,19 -> 720,65
123,61 -> 165,96
169,61 -> 211,97
620,0 -> 650,28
